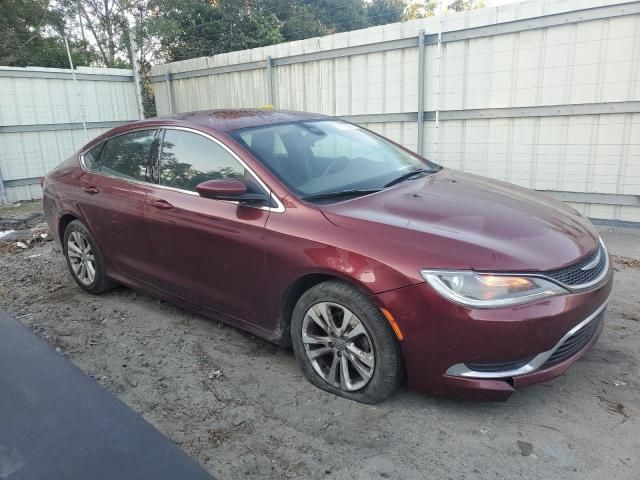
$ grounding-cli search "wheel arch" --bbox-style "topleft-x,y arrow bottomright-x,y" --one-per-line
58,213 -> 78,250
277,271 -> 376,347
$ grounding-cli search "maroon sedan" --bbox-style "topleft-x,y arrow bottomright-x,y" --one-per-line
43,110 -> 613,403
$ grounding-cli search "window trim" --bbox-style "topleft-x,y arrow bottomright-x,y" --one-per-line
79,125 -> 285,213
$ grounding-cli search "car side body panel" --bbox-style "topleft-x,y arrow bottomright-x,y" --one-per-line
144,186 -> 271,327
77,173 -> 156,285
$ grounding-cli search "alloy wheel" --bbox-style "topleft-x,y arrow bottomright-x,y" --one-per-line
302,302 -> 375,391
67,231 -> 96,286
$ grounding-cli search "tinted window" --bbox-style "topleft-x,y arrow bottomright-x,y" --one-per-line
99,130 -> 157,182
159,130 -> 245,191
83,143 -> 104,172
230,120 -> 438,198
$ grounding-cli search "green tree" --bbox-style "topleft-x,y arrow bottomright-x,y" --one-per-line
449,0 -> 486,11
55,0 -> 139,68
257,0 -> 330,41
403,0 -> 486,20
0,0 -> 94,67
308,0 -> 369,33
149,0 -> 283,61
366,0 -> 406,26
403,1 -> 437,20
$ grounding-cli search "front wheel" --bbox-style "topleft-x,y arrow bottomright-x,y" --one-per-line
291,280 -> 404,403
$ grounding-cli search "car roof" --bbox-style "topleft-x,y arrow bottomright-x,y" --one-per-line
137,109 -> 332,133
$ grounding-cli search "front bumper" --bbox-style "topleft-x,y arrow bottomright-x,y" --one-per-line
374,265 -> 613,401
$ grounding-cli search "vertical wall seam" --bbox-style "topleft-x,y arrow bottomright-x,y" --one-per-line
595,19 -> 610,103
382,51 -> 388,115
417,30 -> 426,156
506,118 -> 514,183
558,117 -> 568,192
627,15 -> 640,100
347,56 -> 352,116
332,58 -> 337,116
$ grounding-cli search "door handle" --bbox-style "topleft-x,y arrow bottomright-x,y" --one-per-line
149,198 -> 173,210
82,185 -> 99,194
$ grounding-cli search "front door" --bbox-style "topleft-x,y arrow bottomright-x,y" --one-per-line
144,128 -> 271,326
77,129 -> 158,285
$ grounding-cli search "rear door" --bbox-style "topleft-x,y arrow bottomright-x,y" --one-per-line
77,129 -> 159,285
144,128 -> 271,326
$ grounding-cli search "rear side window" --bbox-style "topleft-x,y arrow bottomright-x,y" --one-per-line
82,143 -> 104,172
98,130 -> 157,182
159,130 -> 245,191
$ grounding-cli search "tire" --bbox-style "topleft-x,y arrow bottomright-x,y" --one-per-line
291,280 -> 404,403
63,220 -> 116,294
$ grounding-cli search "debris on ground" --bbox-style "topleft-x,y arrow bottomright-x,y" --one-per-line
517,440 -> 534,457
622,312 -> 640,322
0,210 -> 51,253
0,211 -> 45,231
597,397 -> 630,418
612,255 -> 640,270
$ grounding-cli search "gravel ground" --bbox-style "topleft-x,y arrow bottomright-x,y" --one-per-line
1,201 -> 639,479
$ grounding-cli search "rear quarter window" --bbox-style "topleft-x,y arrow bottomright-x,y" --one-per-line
83,143 -> 104,172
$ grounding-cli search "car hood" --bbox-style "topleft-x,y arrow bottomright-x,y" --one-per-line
320,169 -> 599,272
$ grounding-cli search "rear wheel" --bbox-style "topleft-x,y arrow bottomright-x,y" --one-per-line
291,280 -> 404,403
63,220 -> 116,294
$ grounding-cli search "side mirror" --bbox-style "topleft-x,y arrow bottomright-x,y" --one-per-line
195,179 -> 268,204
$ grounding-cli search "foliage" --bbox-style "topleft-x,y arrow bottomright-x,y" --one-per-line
148,0 -> 414,61
0,0 -> 95,67
54,0 -> 138,68
404,0 -> 486,20
449,0 -> 486,11
148,0 -> 284,61
403,1 -> 438,20
366,0 -> 406,26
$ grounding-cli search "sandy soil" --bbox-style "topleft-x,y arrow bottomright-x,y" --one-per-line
1,200 -> 638,479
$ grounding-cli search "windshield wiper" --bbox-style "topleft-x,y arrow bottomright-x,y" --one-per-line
301,189 -> 382,202
383,168 -> 432,188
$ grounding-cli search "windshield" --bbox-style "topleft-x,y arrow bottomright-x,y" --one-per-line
229,120 -> 439,201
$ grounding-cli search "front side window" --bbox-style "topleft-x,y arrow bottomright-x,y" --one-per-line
159,130 -> 246,191
99,130 -> 157,182
229,120 -> 439,200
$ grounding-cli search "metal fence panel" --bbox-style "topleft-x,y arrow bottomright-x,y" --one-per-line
0,66 -> 138,203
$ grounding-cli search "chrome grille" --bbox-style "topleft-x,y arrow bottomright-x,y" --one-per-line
544,243 -> 607,287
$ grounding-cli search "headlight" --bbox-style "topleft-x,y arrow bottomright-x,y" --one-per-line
420,270 -> 568,308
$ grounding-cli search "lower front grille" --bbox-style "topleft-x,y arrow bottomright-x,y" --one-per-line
542,313 -> 603,368
465,356 -> 536,373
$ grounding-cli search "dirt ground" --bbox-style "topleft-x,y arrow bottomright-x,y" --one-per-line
1,200 -> 639,479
